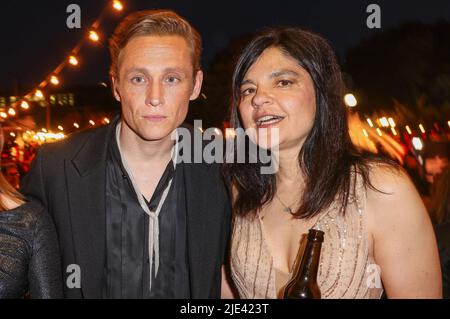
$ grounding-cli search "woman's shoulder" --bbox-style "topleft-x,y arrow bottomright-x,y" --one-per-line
364,161 -> 410,195
0,198 -> 48,228
363,160 -> 420,206
0,199 -> 51,261
363,161 -> 430,235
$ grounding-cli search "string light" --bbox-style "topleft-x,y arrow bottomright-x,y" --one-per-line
405,125 -> 412,135
36,132 -> 65,141
379,117 -> 389,127
21,101 -> 30,109
362,129 -> 369,138
34,90 -> 44,99
112,0 -> 123,11
73,123 -> 80,129
50,75 -> 60,86
419,124 -> 425,134
412,137 -> 423,151
89,30 -> 100,42
103,117 -> 110,124
448,120 -> 450,128
10,132 -> 16,137
41,128 -> 48,133
2,1 -> 125,119
376,128 -> 383,137
344,93 -> 357,107
69,55 -> 79,66
366,118 -> 374,127
388,117 -> 396,127
8,108 -> 16,116
391,127 -> 397,136
89,120 -> 95,126
57,125 -> 64,131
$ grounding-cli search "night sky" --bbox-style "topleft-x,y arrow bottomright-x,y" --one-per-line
0,0 -> 449,95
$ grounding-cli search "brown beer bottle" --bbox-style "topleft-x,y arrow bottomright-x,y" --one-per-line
283,228 -> 324,299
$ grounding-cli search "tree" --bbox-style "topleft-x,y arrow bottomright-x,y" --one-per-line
345,20 -> 450,125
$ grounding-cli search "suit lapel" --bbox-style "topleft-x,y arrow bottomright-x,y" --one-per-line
65,119 -> 117,298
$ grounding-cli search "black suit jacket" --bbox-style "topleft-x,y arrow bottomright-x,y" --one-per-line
20,118 -> 231,299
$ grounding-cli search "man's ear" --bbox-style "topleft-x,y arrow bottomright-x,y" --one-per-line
111,76 -> 121,102
189,70 -> 203,101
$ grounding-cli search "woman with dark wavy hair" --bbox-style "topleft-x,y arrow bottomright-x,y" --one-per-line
221,27 -> 441,299
0,128 -> 62,298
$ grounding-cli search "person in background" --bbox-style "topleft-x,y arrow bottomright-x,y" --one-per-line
422,141 -> 449,208
0,127 -> 62,299
428,167 -> 450,298
423,141 -> 449,185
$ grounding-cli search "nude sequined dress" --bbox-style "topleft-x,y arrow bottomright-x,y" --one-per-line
230,173 -> 383,299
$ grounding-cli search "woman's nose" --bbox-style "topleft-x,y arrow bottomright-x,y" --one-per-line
251,88 -> 272,108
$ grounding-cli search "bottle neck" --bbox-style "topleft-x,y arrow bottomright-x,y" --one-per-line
293,239 -> 322,282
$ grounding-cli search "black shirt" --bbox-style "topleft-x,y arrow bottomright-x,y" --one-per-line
103,131 -> 190,298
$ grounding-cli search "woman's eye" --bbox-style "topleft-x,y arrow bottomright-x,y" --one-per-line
241,87 -> 255,96
277,79 -> 293,87
131,76 -> 146,84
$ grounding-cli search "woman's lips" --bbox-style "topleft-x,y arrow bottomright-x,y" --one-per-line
256,117 -> 284,128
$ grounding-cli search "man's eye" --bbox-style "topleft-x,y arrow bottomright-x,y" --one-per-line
166,76 -> 180,84
131,76 -> 146,84
241,88 -> 255,96
277,79 -> 293,87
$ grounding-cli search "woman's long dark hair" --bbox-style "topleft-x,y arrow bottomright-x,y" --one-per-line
223,27 -> 398,219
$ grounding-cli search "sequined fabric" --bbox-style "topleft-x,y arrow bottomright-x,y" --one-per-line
230,171 -> 384,299
0,201 -> 63,298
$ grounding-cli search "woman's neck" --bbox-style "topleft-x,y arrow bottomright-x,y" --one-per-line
276,147 -> 305,186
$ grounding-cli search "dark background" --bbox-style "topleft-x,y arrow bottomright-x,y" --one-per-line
1,0 -> 449,92
0,0 -> 449,128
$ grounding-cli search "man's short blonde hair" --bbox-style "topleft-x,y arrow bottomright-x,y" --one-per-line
109,9 -> 202,78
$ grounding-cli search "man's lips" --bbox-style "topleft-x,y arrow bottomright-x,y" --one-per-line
143,115 -> 167,122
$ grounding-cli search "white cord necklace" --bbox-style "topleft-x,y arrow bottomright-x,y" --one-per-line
115,122 -> 178,290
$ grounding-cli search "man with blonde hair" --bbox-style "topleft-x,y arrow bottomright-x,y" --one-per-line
22,10 -> 231,299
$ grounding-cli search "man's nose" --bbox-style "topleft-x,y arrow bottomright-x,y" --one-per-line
145,81 -> 164,107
